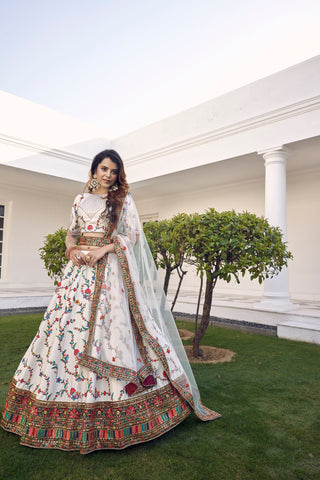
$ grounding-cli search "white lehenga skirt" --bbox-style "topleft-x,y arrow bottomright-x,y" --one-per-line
1,254 -> 193,453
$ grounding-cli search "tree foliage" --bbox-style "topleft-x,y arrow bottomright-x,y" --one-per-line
144,209 -> 293,357
184,209 -> 293,356
39,227 -> 68,285
143,218 -> 187,298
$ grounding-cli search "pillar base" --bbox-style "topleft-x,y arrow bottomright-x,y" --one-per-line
254,295 -> 296,313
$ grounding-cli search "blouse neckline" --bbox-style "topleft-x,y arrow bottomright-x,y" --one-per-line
84,193 -> 108,197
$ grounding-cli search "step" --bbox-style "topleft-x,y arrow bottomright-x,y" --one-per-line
278,319 -> 320,344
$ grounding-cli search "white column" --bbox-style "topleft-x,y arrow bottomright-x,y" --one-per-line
255,146 -> 293,311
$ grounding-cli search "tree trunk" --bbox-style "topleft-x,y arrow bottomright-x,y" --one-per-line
170,265 -> 187,311
194,274 -> 203,338
163,268 -> 171,295
192,275 -> 214,357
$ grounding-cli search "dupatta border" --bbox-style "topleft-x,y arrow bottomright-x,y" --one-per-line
113,237 -> 221,421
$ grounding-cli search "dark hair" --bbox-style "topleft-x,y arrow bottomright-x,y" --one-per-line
87,149 -> 129,227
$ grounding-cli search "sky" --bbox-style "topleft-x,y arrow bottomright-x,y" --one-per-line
0,0 -> 319,138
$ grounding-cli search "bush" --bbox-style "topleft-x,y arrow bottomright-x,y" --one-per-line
39,227 -> 68,285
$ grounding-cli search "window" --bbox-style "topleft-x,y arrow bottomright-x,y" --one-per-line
0,205 -> 4,279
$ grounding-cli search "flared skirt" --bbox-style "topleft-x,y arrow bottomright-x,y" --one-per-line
1,257 -> 194,453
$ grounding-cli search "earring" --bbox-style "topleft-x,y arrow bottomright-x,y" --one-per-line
110,183 -> 119,192
88,174 -> 100,191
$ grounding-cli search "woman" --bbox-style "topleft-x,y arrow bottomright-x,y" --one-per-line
1,149 -> 220,453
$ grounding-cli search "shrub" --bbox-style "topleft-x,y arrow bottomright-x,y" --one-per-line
39,227 -> 68,285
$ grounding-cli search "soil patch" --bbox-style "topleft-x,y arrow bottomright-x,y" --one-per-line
184,345 -> 236,364
178,329 -> 236,363
178,329 -> 194,341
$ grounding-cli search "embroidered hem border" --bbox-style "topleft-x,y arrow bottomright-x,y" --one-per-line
1,379 -> 192,453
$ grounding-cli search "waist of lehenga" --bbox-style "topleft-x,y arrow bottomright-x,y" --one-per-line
78,232 -> 112,250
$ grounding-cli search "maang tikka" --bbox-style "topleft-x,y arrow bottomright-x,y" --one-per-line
89,174 -> 100,191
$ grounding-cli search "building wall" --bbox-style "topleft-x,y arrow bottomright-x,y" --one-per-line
287,168 -> 320,300
2,162 -> 318,300
134,165 -> 320,302
134,175 -> 265,297
0,182 -> 76,288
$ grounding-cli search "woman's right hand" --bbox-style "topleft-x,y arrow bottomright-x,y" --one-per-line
69,249 -> 86,267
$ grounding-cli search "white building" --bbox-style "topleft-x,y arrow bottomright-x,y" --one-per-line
1,56 -> 320,343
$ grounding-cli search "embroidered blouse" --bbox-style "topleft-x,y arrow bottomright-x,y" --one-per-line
67,193 -> 110,236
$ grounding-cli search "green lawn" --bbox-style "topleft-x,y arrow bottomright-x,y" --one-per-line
0,314 -> 319,480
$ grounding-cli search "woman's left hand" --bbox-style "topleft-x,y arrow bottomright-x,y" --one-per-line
84,245 -> 113,268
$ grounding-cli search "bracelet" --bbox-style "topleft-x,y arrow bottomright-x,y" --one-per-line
66,246 -> 79,259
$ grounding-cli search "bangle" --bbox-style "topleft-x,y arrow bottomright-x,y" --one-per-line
66,246 -> 78,259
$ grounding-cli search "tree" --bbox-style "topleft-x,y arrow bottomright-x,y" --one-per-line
143,217 -> 187,301
166,214 -> 190,310
39,227 -> 68,285
185,209 -> 293,357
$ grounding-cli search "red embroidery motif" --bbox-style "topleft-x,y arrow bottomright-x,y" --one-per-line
50,408 -> 60,417
69,409 -> 80,419
125,405 -> 136,416
106,408 -> 113,418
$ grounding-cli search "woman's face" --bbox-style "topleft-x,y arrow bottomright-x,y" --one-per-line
95,157 -> 119,191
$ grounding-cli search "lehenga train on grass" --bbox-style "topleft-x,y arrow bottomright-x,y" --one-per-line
1,149 -> 220,453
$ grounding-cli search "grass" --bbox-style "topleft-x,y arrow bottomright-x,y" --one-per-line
0,314 -> 320,480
